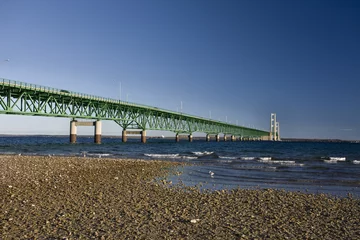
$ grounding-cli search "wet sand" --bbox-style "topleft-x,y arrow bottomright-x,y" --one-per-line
1,155 -> 359,239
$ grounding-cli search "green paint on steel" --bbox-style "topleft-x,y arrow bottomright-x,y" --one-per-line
0,78 -> 269,137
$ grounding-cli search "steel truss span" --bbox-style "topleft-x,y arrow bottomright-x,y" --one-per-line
0,78 -> 269,138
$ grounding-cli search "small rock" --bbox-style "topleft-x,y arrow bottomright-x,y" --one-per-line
190,219 -> 200,223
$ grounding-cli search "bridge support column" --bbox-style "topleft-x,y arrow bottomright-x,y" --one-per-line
206,134 -> 210,142
175,133 -> 179,142
70,120 -> 77,143
188,134 -> 193,142
231,135 -> 235,141
122,130 -> 127,143
141,131 -> 146,143
94,120 -> 102,144
216,134 -> 220,142
224,135 -> 227,142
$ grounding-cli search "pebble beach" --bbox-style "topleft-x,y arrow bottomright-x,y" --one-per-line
1,155 -> 359,239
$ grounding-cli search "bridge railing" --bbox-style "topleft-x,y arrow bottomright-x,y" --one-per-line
0,78 -> 267,132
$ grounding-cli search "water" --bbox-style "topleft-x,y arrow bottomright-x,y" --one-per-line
1,136 -> 359,198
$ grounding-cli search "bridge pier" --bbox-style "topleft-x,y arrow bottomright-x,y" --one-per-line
231,135 -> 235,141
175,133 -> 180,142
188,134 -> 193,142
206,134 -> 210,142
69,120 -> 101,144
216,134 -> 220,142
122,130 -> 127,142
70,120 -> 77,143
141,131 -> 146,143
224,135 -> 227,141
94,120 -> 102,144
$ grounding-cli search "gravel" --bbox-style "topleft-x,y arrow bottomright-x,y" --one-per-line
1,155 -> 359,239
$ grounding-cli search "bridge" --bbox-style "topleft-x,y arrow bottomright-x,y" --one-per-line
0,78 -> 271,143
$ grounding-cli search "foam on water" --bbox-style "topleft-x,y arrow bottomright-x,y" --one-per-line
258,157 -> 271,161
329,157 -> 346,161
144,153 -> 179,158
219,156 -> 237,160
192,151 -> 214,156
87,153 -> 112,157
179,156 -> 198,160
353,160 -> 360,164
324,159 -> 338,164
240,157 -> 256,160
257,159 -> 303,166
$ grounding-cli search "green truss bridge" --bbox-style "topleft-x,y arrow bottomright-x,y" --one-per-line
0,78 -> 270,143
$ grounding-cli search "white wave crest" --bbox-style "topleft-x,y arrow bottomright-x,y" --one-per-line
144,153 -> 179,158
324,159 -> 338,164
353,160 -> 360,164
87,153 -> 112,157
192,151 -> 214,156
259,157 -> 271,161
241,157 -> 255,160
329,157 -> 346,161
219,156 -> 237,160
180,156 -> 198,160
257,159 -> 304,166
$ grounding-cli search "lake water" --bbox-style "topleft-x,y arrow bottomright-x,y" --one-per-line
0,136 -> 359,198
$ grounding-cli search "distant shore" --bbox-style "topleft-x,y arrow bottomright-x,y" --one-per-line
1,155 -> 359,239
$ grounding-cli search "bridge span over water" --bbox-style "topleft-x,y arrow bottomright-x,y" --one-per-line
0,78 -> 270,143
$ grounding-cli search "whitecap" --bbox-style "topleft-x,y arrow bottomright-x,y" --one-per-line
240,157 -> 255,160
259,157 -> 271,161
257,159 -> 304,166
180,156 -> 198,160
219,156 -> 237,160
87,153 -> 112,157
192,151 -> 214,156
353,160 -> 360,164
144,153 -> 179,158
324,159 -> 338,164
329,157 -> 346,161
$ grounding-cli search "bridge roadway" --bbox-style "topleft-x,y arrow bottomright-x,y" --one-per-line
0,78 -> 269,143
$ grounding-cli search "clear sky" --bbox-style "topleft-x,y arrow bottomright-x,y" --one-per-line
0,0 -> 359,139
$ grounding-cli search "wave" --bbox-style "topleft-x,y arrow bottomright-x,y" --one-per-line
353,160 -> 360,164
86,153 -> 112,157
192,151 -> 214,156
219,156 -> 237,160
324,159 -> 338,164
257,159 -> 304,166
179,156 -> 198,160
218,160 -> 233,163
258,157 -> 271,161
144,153 -> 179,158
329,157 -> 346,161
240,157 -> 256,160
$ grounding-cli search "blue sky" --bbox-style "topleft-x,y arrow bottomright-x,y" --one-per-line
0,0 -> 359,139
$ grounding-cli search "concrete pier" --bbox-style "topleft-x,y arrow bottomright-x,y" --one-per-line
141,131 -> 146,143
224,135 -> 227,142
122,130 -> 127,143
216,134 -> 220,142
231,135 -> 235,141
175,133 -> 180,142
206,134 -> 210,142
70,120 -> 77,143
94,120 -> 102,144
188,134 -> 193,142
69,120 -> 101,144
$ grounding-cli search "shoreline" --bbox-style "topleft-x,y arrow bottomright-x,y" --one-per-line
1,155 -> 359,239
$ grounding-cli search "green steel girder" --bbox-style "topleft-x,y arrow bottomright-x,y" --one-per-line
0,78 -> 269,137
